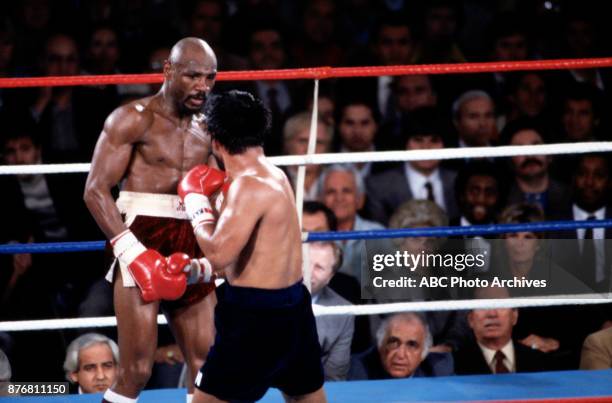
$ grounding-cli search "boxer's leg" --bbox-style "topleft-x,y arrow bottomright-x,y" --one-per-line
192,388 -> 227,403
168,291 -> 216,393
106,271 -> 159,400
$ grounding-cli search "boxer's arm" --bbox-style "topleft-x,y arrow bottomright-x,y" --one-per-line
84,105 -> 150,239
194,176 -> 267,269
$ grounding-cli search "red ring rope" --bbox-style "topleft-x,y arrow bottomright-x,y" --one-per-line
1,58 -> 611,88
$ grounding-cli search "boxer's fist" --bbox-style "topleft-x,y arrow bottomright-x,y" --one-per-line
112,230 -> 188,302
150,253 -> 189,301
183,257 -> 214,285
178,165 -> 226,230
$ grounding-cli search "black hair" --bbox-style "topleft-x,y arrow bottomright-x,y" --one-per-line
401,106 -> 447,145
499,117 -> 550,145
563,82 -> 602,118
204,90 -> 270,154
373,13 -> 413,42
0,111 -> 41,148
335,97 -> 381,125
303,201 -> 338,231
454,160 -> 507,206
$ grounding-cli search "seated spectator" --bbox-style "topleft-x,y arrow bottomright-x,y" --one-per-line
30,33 -> 115,162
580,327 -> 612,370
370,200 -> 468,351
282,111 -> 333,200
381,75 -> 438,149
453,286 -> 552,375
502,72 -> 549,127
63,333 -> 118,394
366,107 -> 458,225
549,154 -> 612,292
453,161 -> 506,228
309,241 -> 354,381
318,164 -> 386,281
559,83 -> 602,143
412,1 -> 466,64
349,312 -> 453,380
241,21 -> 296,155
302,201 -> 371,353
336,100 -> 380,181
502,118 -> 570,216
452,90 -> 498,148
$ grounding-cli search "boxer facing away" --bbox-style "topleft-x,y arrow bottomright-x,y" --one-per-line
177,91 -> 327,403
84,38 -> 218,403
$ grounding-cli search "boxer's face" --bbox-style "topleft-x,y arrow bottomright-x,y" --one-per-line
70,343 -> 117,393
166,48 -> 217,114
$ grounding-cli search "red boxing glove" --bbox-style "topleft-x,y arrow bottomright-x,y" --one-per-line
112,230 -> 188,302
178,164 -> 226,230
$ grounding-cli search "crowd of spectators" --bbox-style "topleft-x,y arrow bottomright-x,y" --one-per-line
1,0 -> 612,391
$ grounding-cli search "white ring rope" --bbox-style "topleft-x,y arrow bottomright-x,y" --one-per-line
0,293 -> 609,332
2,142 -> 612,175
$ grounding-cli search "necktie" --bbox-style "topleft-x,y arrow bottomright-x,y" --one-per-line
494,350 -> 510,374
425,182 -> 435,202
582,215 -> 597,287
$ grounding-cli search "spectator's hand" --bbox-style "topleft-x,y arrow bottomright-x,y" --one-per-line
154,344 -> 184,365
519,334 -> 560,353
12,253 -> 32,278
429,344 -> 452,353
32,87 -> 53,117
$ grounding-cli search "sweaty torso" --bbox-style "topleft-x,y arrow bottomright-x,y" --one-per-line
123,96 -> 211,194
227,163 -> 303,289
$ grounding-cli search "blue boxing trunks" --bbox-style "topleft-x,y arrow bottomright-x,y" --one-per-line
195,280 -> 324,401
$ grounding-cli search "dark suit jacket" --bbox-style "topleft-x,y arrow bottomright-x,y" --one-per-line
453,340 -> 551,375
348,347 -> 454,380
365,164 -> 458,226
548,204 -> 612,293
506,178 -> 571,218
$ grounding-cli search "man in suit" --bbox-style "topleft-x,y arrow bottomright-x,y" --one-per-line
503,118 -> 570,216
580,327 -> 612,369
366,107 -> 458,225
349,312 -> 453,380
550,153 -> 612,293
318,164 -> 388,282
308,241 -> 354,381
453,287 -> 551,375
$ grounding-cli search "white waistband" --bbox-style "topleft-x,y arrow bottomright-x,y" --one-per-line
116,191 -> 189,220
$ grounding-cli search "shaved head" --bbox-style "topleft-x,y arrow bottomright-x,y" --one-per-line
162,37 -> 218,115
169,37 -> 216,66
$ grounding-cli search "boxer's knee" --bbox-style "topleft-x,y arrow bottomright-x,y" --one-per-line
119,358 -> 154,391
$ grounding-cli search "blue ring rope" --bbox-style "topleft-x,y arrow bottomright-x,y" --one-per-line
2,219 -> 612,254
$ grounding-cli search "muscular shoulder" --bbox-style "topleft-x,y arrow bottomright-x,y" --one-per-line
103,97 -> 156,143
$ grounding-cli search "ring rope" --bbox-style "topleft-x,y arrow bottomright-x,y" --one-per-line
2,219 -> 612,254
2,142 -> 612,175
2,58 -> 612,88
0,294 -> 609,332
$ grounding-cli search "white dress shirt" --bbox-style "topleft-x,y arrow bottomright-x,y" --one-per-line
478,340 -> 515,373
573,204 -> 606,283
404,163 -> 446,211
